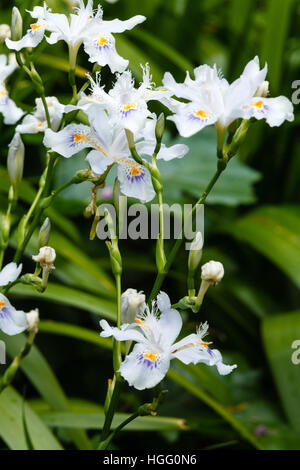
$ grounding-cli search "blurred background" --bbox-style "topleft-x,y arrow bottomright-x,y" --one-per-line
0,0 -> 300,450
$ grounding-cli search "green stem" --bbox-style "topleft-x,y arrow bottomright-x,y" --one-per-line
98,410 -> 139,450
113,274 -> 122,372
99,379 -> 122,443
0,330 -> 36,394
13,154 -> 57,264
149,163 -> 226,303
40,93 -> 52,129
156,189 -> 167,274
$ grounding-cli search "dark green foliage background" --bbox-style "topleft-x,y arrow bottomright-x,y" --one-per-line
0,0 -> 299,450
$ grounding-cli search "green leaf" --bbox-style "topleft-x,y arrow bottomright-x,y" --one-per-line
38,410 -> 187,432
116,36 -> 163,83
10,283 -> 117,321
0,387 -> 62,450
262,310 -> 300,432
261,0 -> 295,92
128,29 -> 194,74
39,320 -> 113,350
167,366 -> 264,449
223,205 -> 300,288
0,332 -> 92,450
159,128 -> 261,206
0,166 -> 82,243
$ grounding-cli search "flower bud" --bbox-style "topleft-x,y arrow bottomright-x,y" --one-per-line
188,232 -> 203,273
32,246 -> 56,268
11,7 -> 22,42
7,133 -> 24,192
255,81 -> 269,98
0,24 -> 11,42
38,218 -> 51,248
201,260 -> 224,285
121,288 -> 146,324
155,113 -> 165,143
227,119 -> 251,158
26,309 -> 39,334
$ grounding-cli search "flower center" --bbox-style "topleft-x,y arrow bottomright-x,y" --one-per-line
143,350 -> 158,362
97,36 -> 109,47
195,110 -> 208,118
253,100 -> 264,109
30,23 -> 41,31
73,132 -> 87,143
0,300 -> 6,310
198,340 -> 212,349
122,103 -> 137,112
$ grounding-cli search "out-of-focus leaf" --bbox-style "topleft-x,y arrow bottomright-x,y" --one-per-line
36,53 -> 89,78
261,0 -> 294,92
0,167 -> 81,243
0,386 -> 62,450
116,36 -> 163,83
128,29 -> 194,74
10,283 -> 117,320
262,310 -> 300,432
167,366 -> 264,449
38,410 -> 187,431
223,205 -> 300,288
0,332 -> 92,450
159,128 -> 261,206
39,320 -> 112,350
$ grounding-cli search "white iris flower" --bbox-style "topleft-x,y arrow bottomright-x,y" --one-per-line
16,96 -> 65,134
0,263 -> 26,336
6,1 -> 145,73
71,66 -> 170,134
0,55 -> 24,125
100,291 -> 237,390
163,57 -> 294,138
43,107 -> 156,203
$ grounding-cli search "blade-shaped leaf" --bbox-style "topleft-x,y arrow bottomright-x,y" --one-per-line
223,205 -> 300,288
262,310 -> 300,432
10,283 -> 117,320
0,387 -> 62,450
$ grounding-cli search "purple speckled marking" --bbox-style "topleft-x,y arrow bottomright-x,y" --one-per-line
120,107 -> 137,118
137,353 -> 159,370
189,113 -> 208,122
126,167 -> 146,184
207,347 -> 213,357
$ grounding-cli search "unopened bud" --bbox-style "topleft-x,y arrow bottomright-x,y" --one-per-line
7,133 -> 24,192
255,81 -> 269,98
201,260 -> 224,285
155,113 -> 165,142
26,309 -> 39,334
0,24 -> 11,42
11,7 -> 22,41
38,218 -> 51,248
188,232 -> 203,273
32,246 -> 56,268
227,119 -> 251,158
121,288 -> 146,324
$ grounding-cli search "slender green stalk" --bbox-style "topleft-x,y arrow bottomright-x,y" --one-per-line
98,410 -> 140,450
14,154 -> 57,264
149,163 -> 226,303
40,93 -> 52,129
0,330 -> 37,394
99,378 -> 122,443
